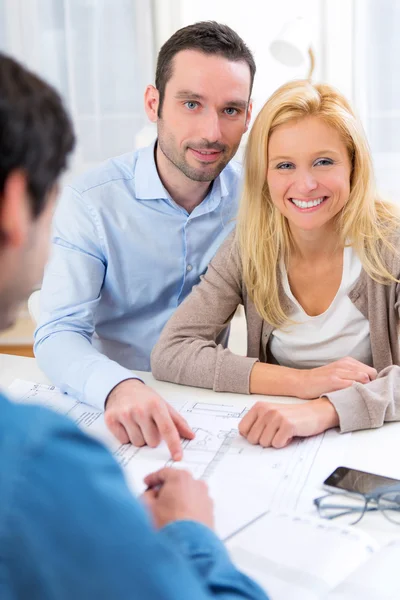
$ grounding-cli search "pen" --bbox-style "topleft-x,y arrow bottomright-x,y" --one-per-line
145,482 -> 163,493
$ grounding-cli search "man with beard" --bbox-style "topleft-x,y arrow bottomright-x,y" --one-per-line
35,21 -> 255,458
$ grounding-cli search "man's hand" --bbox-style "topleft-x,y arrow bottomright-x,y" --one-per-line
239,398 -> 339,449
142,468 -> 214,530
105,379 -> 194,460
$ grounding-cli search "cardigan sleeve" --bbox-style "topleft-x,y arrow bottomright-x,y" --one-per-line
151,232 -> 258,393
325,365 -> 400,432
326,238 -> 400,433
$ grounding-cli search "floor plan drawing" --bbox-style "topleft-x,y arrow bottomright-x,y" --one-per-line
8,379 -> 352,539
183,401 -> 248,419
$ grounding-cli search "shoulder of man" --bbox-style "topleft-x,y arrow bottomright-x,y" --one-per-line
66,148 -> 143,198
0,391 -> 110,474
0,392 -> 149,553
0,392 -> 133,515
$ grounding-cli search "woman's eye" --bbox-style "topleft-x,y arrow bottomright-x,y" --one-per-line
277,162 -> 294,170
184,101 -> 198,110
314,158 -> 334,167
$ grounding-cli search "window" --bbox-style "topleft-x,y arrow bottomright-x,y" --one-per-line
354,0 -> 400,201
0,0 -> 155,178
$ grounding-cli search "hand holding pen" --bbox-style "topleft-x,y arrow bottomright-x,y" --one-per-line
142,467 -> 214,530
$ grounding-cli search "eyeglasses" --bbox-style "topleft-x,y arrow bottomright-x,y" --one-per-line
314,486 -> 400,526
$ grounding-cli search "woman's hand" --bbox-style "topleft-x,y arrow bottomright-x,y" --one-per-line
300,357 -> 377,399
239,397 -> 339,449
250,358 -> 377,399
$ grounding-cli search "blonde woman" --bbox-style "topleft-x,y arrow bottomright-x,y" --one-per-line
151,80 -> 400,449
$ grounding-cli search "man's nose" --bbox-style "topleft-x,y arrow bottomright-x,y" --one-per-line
201,111 -> 222,143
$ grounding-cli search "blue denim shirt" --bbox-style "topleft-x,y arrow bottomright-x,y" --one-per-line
34,142 -> 241,410
0,392 -> 268,600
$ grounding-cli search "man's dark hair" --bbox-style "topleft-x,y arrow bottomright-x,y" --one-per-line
155,21 -> 256,116
0,53 -> 75,217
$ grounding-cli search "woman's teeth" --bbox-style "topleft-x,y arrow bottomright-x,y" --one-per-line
291,197 -> 325,209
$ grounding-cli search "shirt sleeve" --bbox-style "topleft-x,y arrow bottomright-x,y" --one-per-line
34,185 -> 138,409
4,407 -> 268,600
151,233 -> 258,394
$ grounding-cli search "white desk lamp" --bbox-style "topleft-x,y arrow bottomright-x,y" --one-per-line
269,17 -> 315,80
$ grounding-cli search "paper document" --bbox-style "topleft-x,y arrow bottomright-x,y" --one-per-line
325,538 -> 400,599
227,511 -> 400,600
8,379 -> 351,539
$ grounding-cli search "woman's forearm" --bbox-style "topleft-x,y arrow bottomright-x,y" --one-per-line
250,358 -> 379,400
249,362 -> 303,396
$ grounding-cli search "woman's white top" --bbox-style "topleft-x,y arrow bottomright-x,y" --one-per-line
269,247 -> 373,368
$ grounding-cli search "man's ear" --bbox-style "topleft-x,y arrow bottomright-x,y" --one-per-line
0,170 -> 31,248
244,100 -> 253,133
144,85 -> 160,123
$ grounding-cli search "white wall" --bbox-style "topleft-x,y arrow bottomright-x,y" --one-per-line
177,0 -> 324,119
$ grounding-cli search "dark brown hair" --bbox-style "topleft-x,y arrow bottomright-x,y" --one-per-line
155,21 -> 255,116
0,53 -> 75,217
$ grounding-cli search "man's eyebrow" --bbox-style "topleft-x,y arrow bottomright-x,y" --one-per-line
175,91 -> 204,100
225,100 -> 248,110
174,91 -> 248,110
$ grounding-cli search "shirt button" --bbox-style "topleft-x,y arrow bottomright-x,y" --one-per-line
186,264 -> 193,272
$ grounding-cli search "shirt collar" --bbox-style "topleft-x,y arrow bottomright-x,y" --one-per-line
212,167 -> 230,199
134,141 -> 169,200
134,139 -> 231,203
199,163 -> 231,215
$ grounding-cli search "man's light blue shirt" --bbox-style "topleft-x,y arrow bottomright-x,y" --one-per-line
34,142 -> 241,410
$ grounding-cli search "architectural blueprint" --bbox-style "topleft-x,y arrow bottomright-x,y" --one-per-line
8,379 -> 352,538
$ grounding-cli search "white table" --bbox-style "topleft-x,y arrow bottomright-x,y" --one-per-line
1,353 -> 400,545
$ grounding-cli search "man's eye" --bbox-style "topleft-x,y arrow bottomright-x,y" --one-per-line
225,108 -> 238,116
184,101 -> 198,110
277,163 -> 294,170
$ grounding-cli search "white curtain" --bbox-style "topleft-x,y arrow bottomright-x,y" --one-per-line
354,0 -> 400,202
0,0 -> 155,179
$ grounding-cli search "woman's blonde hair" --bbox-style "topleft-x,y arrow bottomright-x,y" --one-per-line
236,79 -> 400,328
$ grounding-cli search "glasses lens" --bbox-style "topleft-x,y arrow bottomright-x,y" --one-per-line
317,493 -> 366,526
379,492 -> 400,524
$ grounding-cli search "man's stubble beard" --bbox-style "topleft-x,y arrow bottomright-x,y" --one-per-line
157,122 -> 234,183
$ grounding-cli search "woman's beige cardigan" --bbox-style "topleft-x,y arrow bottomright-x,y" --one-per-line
151,232 -> 400,433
